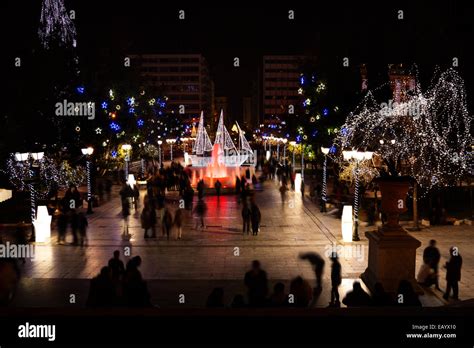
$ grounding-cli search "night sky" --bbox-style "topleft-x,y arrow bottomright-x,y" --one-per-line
3,1 -> 474,116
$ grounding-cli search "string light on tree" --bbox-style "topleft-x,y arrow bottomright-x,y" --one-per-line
38,0 -> 77,49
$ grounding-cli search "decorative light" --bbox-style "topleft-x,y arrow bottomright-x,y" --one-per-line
81,147 -> 94,156
38,0 -> 77,49
335,67 -> 472,191
110,122 -> 121,132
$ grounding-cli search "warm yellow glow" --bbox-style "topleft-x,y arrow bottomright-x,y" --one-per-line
341,205 -> 353,242
33,206 -> 52,243
295,173 -> 302,192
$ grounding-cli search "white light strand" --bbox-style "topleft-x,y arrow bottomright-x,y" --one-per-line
334,68 -> 473,191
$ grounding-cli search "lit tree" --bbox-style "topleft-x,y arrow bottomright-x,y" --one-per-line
334,67 -> 473,226
289,62 -> 343,148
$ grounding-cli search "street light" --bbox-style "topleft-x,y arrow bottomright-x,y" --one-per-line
282,138 -> 288,164
121,144 -> 132,181
342,149 -> 374,241
321,147 -> 330,213
157,140 -> 163,167
81,146 -> 94,214
166,139 -> 177,161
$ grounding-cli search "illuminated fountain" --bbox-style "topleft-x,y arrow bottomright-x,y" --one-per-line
188,111 -> 255,188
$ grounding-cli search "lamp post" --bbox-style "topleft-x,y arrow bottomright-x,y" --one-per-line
301,143 -> 305,181
342,150 -> 373,241
157,140 -> 163,167
321,147 -> 330,213
121,144 -> 132,181
282,139 -> 287,164
276,141 -> 280,161
81,147 -> 94,214
166,139 -> 176,161
14,151 -> 44,241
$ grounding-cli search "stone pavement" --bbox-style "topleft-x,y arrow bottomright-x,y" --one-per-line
11,177 -> 472,307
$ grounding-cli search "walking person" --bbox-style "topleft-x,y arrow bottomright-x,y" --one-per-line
279,183 -> 288,203
244,260 -> 268,307
57,209 -> 68,244
197,179 -> 205,200
174,208 -> 184,240
329,252 -> 342,307
69,209 -> 79,245
121,197 -> 131,237
161,207 -> 173,240
250,201 -> 261,236
141,201 -> 156,239
214,179 -> 222,198
242,202 -> 251,235
193,198 -> 207,230
423,239 -> 441,290
443,247 -> 463,301
77,212 -> 88,247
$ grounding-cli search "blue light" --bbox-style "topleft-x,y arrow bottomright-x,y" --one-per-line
101,102 -> 108,109
329,145 -> 337,154
129,107 -> 135,114
312,130 -> 319,137
159,102 -> 166,108
285,133 -> 289,138
111,150 -> 118,158
323,108 -> 329,116
341,127 -> 348,136
137,119 -> 144,127
110,122 -> 121,132
300,76 -> 305,85
126,97 -> 134,106
158,111 -> 163,116
296,135 -> 302,143
311,75 -> 316,82
76,86 -> 85,94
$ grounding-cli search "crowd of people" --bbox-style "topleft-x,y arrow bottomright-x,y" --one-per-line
87,251 -> 151,307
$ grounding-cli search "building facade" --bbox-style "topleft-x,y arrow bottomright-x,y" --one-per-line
262,55 -> 305,134
130,54 -> 212,125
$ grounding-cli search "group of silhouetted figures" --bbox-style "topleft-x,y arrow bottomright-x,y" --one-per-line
417,239 -> 463,301
205,259 -> 425,308
86,251 -> 151,307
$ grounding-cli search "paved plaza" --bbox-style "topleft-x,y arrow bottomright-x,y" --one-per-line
11,179 -> 474,308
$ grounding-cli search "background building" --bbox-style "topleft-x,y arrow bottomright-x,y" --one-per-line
262,55 -> 305,133
130,54 -> 212,125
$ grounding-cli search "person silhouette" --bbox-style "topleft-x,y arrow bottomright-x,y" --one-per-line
329,252 -> 342,307
443,247 -> 463,301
